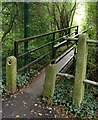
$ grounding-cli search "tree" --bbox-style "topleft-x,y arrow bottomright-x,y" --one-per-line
2,2 -> 18,42
45,2 -> 76,37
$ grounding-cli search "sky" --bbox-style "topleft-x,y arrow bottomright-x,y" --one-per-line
74,2 -> 85,31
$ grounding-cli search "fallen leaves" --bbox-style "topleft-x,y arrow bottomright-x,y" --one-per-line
30,109 -> 34,113
47,106 -> 52,110
38,113 -> 42,116
11,103 -> 13,106
34,104 -> 38,106
49,110 -> 52,114
16,115 -> 20,118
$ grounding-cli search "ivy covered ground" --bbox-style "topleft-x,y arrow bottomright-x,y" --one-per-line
53,77 -> 98,119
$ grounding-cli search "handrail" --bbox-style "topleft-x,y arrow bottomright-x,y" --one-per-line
54,30 -> 87,50
63,38 -> 98,44
15,25 -> 78,43
55,44 -> 76,63
14,25 -> 79,72
18,39 -> 58,58
63,29 -> 88,39
18,51 -> 52,72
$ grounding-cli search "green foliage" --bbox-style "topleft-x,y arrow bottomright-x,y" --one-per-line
53,79 -> 98,119
2,2 -> 76,91
87,45 -> 96,81
84,2 -> 97,39
82,2 -> 98,82
17,73 -> 29,87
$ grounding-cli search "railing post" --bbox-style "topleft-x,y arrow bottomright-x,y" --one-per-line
6,56 -> 17,94
51,33 -> 56,63
42,63 -> 56,104
74,26 -> 78,59
14,41 -> 18,59
73,33 -> 88,107
68,27 -> 70,36
75,26 -> 78,38
66,28 -> 70,48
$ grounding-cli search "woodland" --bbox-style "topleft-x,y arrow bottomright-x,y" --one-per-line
1,2 -> 98,119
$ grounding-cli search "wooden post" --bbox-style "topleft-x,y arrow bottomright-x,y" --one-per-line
73,34 -> 88,106
42,64 -> 56,103
6,56 -> 17,94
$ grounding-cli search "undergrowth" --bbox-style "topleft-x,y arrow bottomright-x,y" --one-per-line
52,78 -> 98,119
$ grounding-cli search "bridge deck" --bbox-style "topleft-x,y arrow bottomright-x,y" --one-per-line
22,49 -> 74,97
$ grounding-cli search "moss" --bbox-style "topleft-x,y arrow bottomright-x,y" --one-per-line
73,34 -> 88,106
6,56 -> 17,94
42,64 -> 56,103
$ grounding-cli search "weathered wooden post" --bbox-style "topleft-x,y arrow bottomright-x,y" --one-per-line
73,33 -> 88,106
6,56 -> 17,94
42,64 -> 56,103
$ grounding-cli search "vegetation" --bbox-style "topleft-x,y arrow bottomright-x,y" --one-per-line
53,78 -> 98,119
2,2 -> 77,87
84,2 -> 98,82
1,2 -> 98,119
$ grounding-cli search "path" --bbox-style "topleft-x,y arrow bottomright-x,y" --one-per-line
2,49 -> 75,119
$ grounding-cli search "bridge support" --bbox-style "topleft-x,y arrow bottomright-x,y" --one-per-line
73,34 -> 88,107
6,56 -> 17,94
42,64 -> 56,103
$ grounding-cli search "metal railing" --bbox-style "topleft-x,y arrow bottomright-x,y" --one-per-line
14,25 -> 78,72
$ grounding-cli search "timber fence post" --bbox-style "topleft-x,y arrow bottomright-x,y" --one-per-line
6,56 -> 17,94
73,33 -> 88,107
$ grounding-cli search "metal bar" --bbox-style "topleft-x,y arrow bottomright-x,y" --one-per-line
57,73 -> 74,79
55,44 -> 76,63
74,30 -> 87,38
54,30 -> 84,49
54,40 -> 67,49
52,33 -> 55,60
18,41 -> 54,58
15,25 -> 78,43
87,40 -> 98,44
84,79 -> 98,86
14,41 -> 18,58
75,26 -> 79,38
69,31 -> 76,37
66,37 -> 78,41
54,31 -> 76,43
18,34 -> 79,58
18,51 -> 52,72
63,37 -> 98,44
57,73 -> 98,86
58,55 -> 74,73
63,30 -> 87,40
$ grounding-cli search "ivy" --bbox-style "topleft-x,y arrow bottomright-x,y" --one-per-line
53,78 -> 98,119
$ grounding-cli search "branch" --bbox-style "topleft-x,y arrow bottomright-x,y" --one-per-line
2,3 -> 18,41
52,4 -> 60,30
69,1 -> 76,27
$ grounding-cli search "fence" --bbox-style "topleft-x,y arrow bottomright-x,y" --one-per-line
43,32 -> 98,106
14,25 -> 78,72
